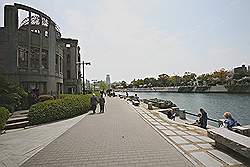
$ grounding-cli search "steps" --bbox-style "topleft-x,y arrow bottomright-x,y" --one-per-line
4,110 -> 29,130
5,120 -> 29,130
7,116 -> 28,124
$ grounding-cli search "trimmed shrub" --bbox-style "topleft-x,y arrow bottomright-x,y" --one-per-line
58,92 -> 101,99
37,95 -> 54,102
28,94 -> 92,125
0,107 -> 10,130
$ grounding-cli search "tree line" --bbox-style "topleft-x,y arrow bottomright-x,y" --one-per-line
112,68 -> 250,89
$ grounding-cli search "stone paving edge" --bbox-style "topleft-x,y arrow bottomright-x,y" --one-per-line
126,101 -> 200,167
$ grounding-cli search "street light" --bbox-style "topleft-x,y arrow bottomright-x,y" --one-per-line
76,61 -> 91,94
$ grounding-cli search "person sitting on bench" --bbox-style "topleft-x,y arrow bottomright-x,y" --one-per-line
167,110 -> 176,120
134,94 -> 139,101
222,112 -> 240,130
190,108 -> 207,129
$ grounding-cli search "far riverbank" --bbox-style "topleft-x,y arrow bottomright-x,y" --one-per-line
115,84 -> 250,94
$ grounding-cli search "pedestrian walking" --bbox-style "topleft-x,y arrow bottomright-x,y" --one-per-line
100,90 -> 104,96
90,93 -> 98,114
99,95 -> 105,113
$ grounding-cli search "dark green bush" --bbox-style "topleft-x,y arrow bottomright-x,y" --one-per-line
37,95 -> 54,102
0,107 -> 10,130
28,94 -> 92,125
0,71 -> 28,112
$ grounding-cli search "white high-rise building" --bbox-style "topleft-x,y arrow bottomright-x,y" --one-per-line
106,75 -> 111,89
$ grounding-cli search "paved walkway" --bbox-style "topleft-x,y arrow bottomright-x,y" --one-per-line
0,113 -> 88,167
133,103 -> 244,167
21,97 -> 194,167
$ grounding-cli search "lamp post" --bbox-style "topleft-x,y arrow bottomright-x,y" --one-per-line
77,61 -> 91,94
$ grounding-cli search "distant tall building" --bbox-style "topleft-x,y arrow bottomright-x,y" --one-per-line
106,75 -> 111,89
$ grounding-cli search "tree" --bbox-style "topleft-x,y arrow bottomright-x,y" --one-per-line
197,73 -> 214,86
131,79 -> 144,88
158,74 -> 169,87
121,81 -> 127,88
99,81 -> 108,90
212,68 -> 230,84
182,72 -> 197,86
144,77 -> 158,87
168,75 -> 182,86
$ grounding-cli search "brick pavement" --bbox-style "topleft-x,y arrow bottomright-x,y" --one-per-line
0,113 -> 88,167
21,97 -> 194,167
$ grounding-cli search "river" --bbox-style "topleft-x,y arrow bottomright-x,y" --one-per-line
117,92 -> 250,126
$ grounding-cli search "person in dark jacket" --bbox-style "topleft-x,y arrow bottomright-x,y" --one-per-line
134,94 -> 139,101
99,95 -> 105,113
198,108 -> 207,129
191,108 -> 207,129
167,110 -> 176,120
90,93 -> 98,114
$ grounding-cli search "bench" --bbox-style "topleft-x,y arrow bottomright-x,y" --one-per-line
232,125 -> 250,137
132,100 -> 140,106
119,95 -> 125,99
148,102 -> 153,110
171,107 -> 180,118
208,128 -> 250,159
159,109 -> 176,120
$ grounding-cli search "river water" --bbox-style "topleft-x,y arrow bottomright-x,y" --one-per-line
118,92 -> 250,126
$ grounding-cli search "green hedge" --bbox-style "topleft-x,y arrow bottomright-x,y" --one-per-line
28,94 -> 92,125
0,107 -> 10,130
37,95 -> 54,102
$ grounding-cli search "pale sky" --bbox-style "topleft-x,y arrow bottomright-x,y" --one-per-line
1,0 -> 250,82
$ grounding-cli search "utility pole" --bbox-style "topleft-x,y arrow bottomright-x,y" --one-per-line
82,61 -> 85,94
77,61 -> 91,94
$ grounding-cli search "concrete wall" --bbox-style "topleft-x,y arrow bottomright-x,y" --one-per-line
0,3 -> 84,95
61,38 -> 82,94
0,3 -> 64,95
2,5 -> 18,76
125,85 -> 250,93
206,85 -> 227,93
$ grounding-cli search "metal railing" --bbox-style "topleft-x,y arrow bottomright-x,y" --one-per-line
184,111 -> 221,127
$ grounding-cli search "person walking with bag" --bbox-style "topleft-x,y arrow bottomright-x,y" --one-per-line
99,95 -> 105,113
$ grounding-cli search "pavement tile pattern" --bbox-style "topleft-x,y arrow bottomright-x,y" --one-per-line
0,113 -> 88,167
132,101 -> 246,167
21,98 -> 194,167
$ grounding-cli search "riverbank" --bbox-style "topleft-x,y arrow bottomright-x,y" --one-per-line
126,98 -> 247,166
115,84 -> 250,93
115,92 -> 250,125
